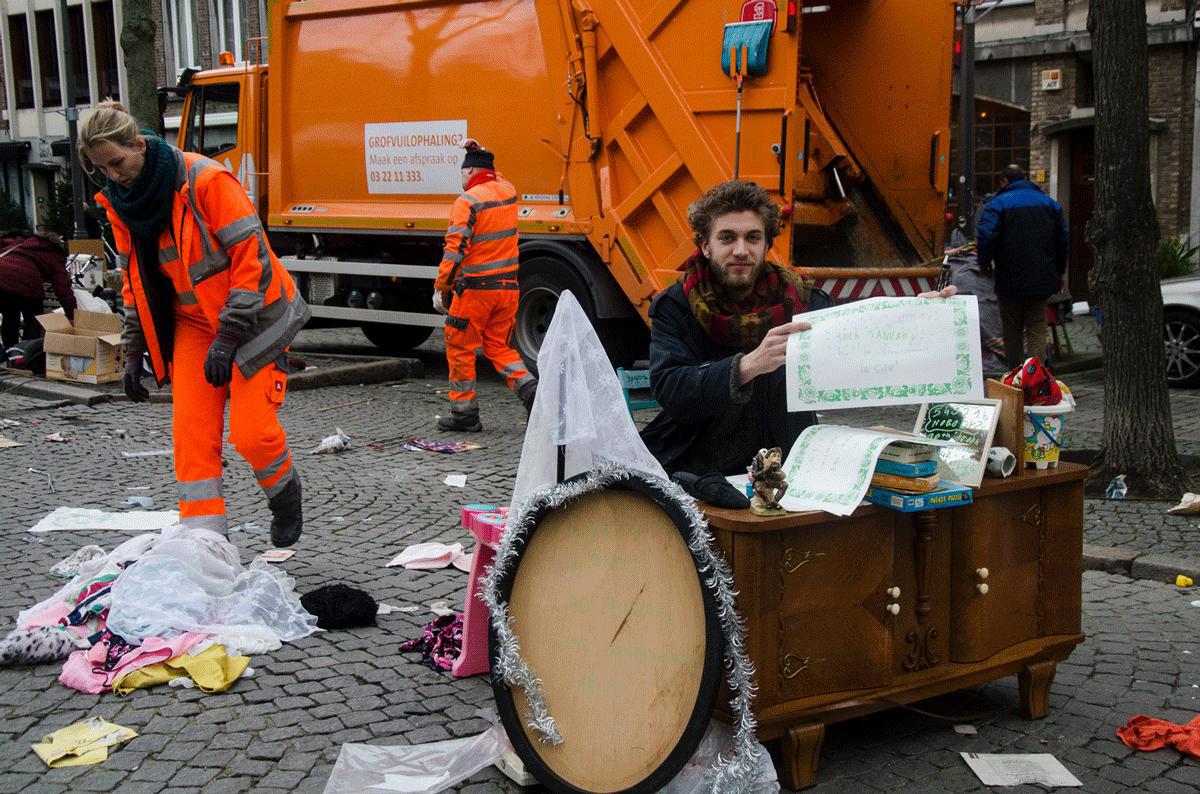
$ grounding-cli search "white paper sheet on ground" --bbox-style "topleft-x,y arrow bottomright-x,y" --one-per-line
779,425 -> 965,516
29,507 -> 180,533
442,474 -> 467,488
0,436 -> 24,448
786,296 -> 985,412
960,752 -> 1083,787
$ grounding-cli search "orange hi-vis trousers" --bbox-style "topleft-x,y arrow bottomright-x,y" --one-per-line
171,319 -> 295,532
444,289 -> 534,417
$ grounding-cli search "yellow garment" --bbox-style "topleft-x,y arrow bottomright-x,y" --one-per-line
112,644 -> 249,695
32,717 -> 137,768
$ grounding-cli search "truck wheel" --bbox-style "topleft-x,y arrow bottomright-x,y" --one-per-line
515,257 -> 643,374
360,323 -> 434,353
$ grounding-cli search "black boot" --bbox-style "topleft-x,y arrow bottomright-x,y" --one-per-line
517,379 -> 537,416
437,411 -> 482,432
269,472 -> 303,548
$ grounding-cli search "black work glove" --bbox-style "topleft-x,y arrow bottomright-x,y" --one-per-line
204,328 -> 240,387
123,355 -> 149,403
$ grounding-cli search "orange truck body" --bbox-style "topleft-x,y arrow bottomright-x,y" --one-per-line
179,0 -> 958,364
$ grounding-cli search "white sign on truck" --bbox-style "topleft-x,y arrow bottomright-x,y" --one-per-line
364,120 -> 467,195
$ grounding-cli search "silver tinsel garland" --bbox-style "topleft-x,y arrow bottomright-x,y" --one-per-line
479,462 -> 767,792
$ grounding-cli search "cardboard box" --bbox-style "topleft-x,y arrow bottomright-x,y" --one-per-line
36,310 -> 123,384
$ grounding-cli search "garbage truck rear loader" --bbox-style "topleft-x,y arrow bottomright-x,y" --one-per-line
177,0 -> 958,367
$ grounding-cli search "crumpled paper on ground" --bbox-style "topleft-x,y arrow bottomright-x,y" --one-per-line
311,428 -> 350,454
1169,493 -> 1200,515
31,717 -> 137,767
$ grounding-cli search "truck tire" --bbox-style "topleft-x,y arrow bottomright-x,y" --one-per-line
515,257 -> 644,374
360,323 -> 435,353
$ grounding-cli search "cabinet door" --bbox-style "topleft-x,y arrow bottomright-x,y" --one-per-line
773,515 -> 896,700
950,489 -> 1042,663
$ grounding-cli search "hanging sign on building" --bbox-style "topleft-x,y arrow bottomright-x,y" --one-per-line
1040,69 -> 1063,91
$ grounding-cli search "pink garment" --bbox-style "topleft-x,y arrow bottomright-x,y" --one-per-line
59,631 -> 209,694
387,542 -> 471,572
21,602 -> 89,640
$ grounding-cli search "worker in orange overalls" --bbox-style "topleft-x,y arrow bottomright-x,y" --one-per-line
432,141 -> 536,431
79,101 -> 310,547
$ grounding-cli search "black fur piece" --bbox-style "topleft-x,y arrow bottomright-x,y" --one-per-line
300,584 -> 378,630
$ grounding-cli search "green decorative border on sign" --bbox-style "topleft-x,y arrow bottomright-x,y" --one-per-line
784,428 -> 893,504
792,298 -> 974,405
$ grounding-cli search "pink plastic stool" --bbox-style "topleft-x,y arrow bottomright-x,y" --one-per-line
452,508 -> 507,677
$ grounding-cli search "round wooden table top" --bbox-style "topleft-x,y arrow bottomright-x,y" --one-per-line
504,488 -> 715,792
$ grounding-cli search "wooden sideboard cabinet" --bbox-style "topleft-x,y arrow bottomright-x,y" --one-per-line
705,463 -> 1086,789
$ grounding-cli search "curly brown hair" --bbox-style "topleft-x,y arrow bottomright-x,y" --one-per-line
687,180 -> 781,248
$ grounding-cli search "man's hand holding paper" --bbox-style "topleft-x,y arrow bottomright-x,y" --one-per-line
737,320 -> 811,385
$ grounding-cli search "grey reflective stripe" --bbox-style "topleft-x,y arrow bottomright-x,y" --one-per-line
444,314 -> 468,331
159,245 -> 180,264
235,292 -> 311,377
179,477 -> 224,502
462,257 -> 519,274
215,214 -> 261,249
254,449 -> 290,481
180,513 -> 228,532
448,379 -> 476,392
498,361 -> 526,378
262,466 -> 295,498
443,250 -> 464,264
446,225 -> 472,236
117,253 -> 129,270
226,289 -> 264,310
189,251 -> 232,284
255,231 -> 272,294
177,291 -> 199,305
472,226 -> 517,243
467,195 -> 517,211
514,373 -> 536,390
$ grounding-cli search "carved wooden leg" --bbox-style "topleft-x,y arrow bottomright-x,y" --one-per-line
782,722 -> 825,790
1018,659 -> 1057,719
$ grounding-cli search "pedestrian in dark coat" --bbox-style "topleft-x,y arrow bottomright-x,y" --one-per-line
976,164 -> 1068,366
0,231 -> 75,348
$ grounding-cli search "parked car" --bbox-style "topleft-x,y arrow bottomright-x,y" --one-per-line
1163,274 -> 1200,387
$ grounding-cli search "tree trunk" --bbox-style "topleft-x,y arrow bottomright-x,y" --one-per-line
120,0 -> 159,130
1086,0 -> 1190,497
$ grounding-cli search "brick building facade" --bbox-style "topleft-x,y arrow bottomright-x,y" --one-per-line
973,0 -> 1196,299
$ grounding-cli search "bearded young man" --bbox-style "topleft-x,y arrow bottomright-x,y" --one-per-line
640,181 -> 830,487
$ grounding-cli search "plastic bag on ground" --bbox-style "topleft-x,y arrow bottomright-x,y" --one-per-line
511,290 -> 666,512
323,723 -> 506,794
105,525 -> 317,644
659,720 -> 779,793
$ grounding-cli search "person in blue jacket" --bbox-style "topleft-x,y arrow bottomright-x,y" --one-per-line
976,164 -> 1069,367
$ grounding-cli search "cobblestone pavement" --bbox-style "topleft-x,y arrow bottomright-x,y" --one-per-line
1,326 -> 1200,792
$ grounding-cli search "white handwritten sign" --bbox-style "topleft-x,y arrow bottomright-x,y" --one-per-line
364,120 -> 467,195
785,296 -> 984,411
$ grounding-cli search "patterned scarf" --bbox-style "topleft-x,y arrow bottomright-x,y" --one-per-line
102,132 -> 176,241
681,250 -> 811,352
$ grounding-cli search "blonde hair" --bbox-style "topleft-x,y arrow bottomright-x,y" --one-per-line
78,99 -> 140,173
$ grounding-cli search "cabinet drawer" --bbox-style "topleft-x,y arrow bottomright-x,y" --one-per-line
950,490 -> 1041,662
774,515 -> 895,699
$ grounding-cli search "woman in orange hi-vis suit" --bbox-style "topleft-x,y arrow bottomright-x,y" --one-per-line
432,141 -> 537,431
79,101 -> 310,547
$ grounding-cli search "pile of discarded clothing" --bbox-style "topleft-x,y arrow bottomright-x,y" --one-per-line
1,524 -> 319,695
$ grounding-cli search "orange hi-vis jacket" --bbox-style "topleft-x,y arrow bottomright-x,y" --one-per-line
98,149 -> 309,384
435,172 -> 519,293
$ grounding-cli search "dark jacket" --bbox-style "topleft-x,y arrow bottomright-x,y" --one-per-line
0,234 -> 76,318
976,180 -> 1068,297
640,280 -> 832,470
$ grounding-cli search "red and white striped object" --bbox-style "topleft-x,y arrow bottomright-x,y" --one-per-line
814,276 -> 937,301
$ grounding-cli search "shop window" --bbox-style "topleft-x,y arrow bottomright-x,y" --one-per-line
8,15 -> 35,109
216,0 -> 249,62
34,9 -> 61,107
92,1 -> 119,100
68,5 -> 88,104
163,0 -> 200,77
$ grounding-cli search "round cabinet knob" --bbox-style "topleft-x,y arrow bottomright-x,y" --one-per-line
976,567 -> 989,580
976,583 -> 989,595
887,603 -> 901,615
888,586 -> 901,598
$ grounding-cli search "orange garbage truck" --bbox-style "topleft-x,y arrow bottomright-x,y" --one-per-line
175,0 -> 959,368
